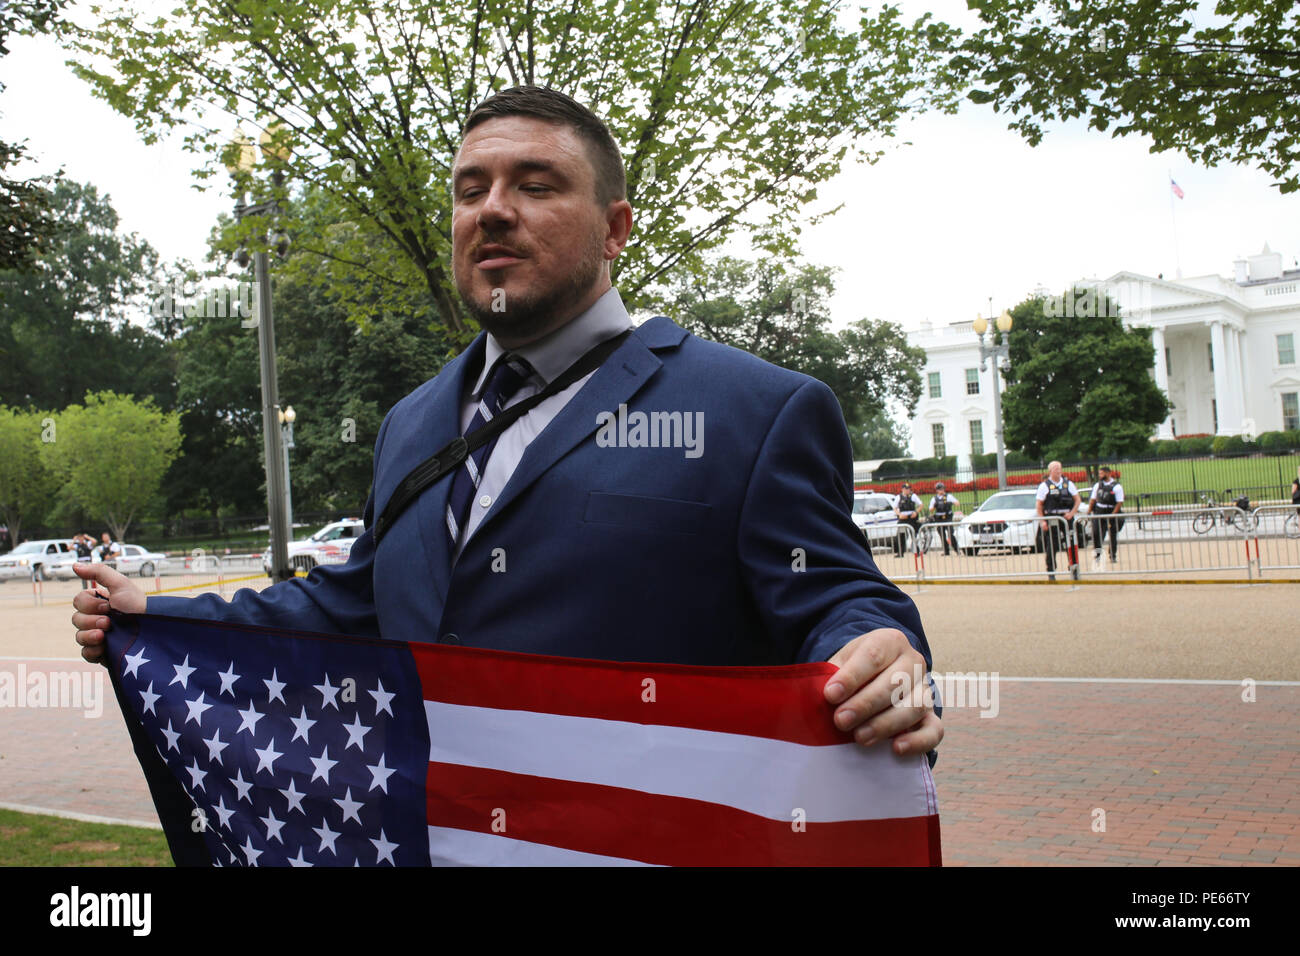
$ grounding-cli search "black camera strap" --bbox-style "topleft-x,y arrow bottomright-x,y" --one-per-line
373,328 -> 634,543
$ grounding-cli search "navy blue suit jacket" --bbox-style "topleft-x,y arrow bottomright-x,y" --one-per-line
151,315 -> 930,669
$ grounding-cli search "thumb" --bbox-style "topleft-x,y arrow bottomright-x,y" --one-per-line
75,560 -> 134,597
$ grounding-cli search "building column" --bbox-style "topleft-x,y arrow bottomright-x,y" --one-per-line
1150,326 -> 1174,439
1234,326 -> 1252,434
1224,325 -> 1246,434
1209,320 -> 1233,435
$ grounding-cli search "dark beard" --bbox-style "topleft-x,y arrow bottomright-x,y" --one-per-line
459,237 -> 606,344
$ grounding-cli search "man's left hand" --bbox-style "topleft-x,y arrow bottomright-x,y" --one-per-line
824,629 -> 943,756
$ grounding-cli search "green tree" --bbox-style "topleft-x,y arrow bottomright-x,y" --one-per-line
0,406 -> 51,545
853,409 -> 910,460
655,255 -> 925,447
163,288 -> 267,524
1000,290 -> 1170,460
956,0 -> 1300,192
39,391 -> 182,540
0,0 -> 66,273
63,0 -> 961,335
0,179 -> 176,410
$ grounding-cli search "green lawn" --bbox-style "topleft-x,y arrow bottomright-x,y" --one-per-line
0,808 -> 172,867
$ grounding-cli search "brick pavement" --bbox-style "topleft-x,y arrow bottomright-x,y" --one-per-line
935,680 -> 1300,865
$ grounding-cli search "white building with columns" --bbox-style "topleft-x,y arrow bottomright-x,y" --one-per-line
907,246 -> 1300,459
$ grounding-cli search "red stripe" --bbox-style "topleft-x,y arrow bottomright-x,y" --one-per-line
413,644 -> 849,745
426,762 -> 940,866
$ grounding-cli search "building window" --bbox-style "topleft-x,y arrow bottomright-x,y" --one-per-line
1212,399 -> 1218,433
1165,347 -> 1171,376
1208,341 -> 1214,372
1279,333 -> 1296,366
931,423 -> 946,458
1284,393 -> 1299,431
969,419 -> 984,455
927,371 -> 941,398
965,368 -> 980,395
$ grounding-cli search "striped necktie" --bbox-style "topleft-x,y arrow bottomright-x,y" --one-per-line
445,353 -> 535,551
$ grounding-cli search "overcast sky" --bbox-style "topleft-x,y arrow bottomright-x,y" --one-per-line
4,3 -> 1299,336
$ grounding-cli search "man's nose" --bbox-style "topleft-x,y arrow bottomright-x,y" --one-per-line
476,183 -> 518,230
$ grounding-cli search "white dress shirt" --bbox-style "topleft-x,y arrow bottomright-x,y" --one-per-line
452,286 -> 633,562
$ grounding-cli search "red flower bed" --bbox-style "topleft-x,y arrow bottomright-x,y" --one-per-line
857,469 -> 1096,497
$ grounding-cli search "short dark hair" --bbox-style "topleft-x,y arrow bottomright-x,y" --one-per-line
462,86 -> 626,206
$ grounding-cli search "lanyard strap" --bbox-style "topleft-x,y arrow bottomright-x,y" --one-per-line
373,328 -> 633,543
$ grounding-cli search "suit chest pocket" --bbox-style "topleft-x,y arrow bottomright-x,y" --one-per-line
583,492 -> 712,536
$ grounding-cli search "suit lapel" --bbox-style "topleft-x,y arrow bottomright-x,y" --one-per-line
471,327 -> 666,540
409,334 -> 484,604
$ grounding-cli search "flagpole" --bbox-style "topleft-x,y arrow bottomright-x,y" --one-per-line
1169,169 -> 1183,278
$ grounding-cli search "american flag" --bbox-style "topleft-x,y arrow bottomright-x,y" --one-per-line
1170,178 -> 1185,199
108,614 -> 941,866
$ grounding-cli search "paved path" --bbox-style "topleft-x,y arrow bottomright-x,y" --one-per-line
2,579 -> 1297,863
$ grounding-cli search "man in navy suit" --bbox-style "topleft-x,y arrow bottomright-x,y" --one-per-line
75,87 -> 941,768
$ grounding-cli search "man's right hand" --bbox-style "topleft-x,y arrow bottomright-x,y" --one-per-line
72,563 -> 146,663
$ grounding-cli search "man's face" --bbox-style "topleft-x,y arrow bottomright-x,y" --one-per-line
1048,463 -> 1063,481
101,534 -> 110,544
451,116 -> 631,347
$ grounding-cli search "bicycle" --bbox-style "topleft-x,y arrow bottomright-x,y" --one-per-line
1285,511 -> 1299,539
917,514 -> 962,555
1191,493 -> 1257,534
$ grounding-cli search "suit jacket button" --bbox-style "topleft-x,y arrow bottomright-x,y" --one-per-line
442,633 -> 461,645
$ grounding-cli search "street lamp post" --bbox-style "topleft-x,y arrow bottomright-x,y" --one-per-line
226,126 -> 294,581
279,405 -> 296,545
974,309 -> 1014,491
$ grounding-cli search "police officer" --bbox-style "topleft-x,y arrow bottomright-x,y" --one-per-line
1087,465 -> 1124,569
1035,460 -> 1081,580
73,533 -> 95,590
928,481 -> 961,556
894,482 -> 923,557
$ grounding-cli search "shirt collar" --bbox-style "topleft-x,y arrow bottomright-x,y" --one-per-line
472,286 -> 633,397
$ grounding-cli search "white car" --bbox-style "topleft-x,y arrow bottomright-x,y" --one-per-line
263,518 -> 366,575
955,490 -> 1091,555
852,492 -> 904,551
48,543 -> 167,579
0,539 -> 74,581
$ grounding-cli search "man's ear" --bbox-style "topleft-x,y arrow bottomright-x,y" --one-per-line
603,199 -> 633,260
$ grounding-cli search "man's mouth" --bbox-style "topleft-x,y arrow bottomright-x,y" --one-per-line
475,244 -> 525,270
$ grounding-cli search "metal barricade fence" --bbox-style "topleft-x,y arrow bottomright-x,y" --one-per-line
870,508 -> 1299,583
1250,504 -> 1300,573
906,515 -> 1078,581
1078,508 -> 1255,579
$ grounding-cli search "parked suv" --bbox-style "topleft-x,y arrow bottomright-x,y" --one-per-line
852,492 -> 903,552
0,539 -> 73,581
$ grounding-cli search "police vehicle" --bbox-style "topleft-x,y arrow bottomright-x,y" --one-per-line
262,519 -> 365,576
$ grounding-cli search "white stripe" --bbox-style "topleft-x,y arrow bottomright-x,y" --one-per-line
445,507 -> 459,542
464,453 -> 479,485
424,701 -> 933,823
427,825 -> 653,867
477,400 -> 493,422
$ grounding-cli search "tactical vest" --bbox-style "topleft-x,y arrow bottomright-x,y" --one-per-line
1042,479 -> 1072,515
1092,481 -> 1118,513
932,495 -> 954,518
